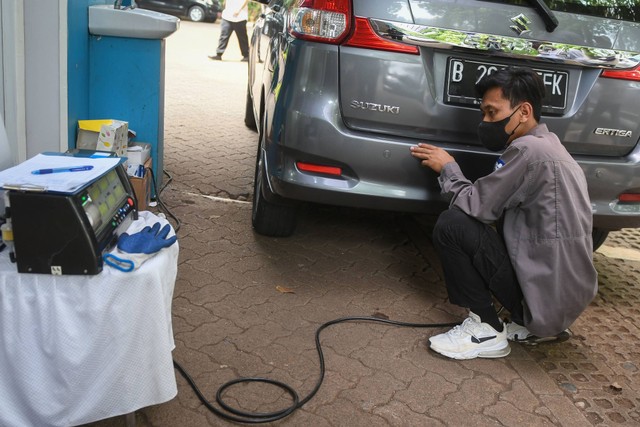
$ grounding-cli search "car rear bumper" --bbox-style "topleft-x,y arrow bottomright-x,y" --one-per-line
579,153 -> 640,230
263,154 -> 449,215
263,114 -> 640,231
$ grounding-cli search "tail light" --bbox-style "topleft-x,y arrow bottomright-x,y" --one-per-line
290,0 -> 352,44
344,17 -> 419,55
289,1 -> 418,55
601,64 -> 640,81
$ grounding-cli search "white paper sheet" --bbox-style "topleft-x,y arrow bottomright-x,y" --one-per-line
0,153 -> 121,194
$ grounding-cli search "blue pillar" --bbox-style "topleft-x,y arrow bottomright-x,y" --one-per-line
88,35 -> 165,187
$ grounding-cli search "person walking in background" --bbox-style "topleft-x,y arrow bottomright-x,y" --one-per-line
208,0 -> 249,62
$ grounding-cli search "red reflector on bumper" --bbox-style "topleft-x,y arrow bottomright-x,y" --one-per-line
619,193 -> 640,203
296,162 -> 342,176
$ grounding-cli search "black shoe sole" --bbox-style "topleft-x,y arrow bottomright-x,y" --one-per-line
515,329 -> 572,346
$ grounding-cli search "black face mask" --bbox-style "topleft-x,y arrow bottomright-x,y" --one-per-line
477,106 -> 522,152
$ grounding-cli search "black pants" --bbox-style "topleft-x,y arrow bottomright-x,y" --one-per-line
216,19 -> 249,58
432,208 -> 525,324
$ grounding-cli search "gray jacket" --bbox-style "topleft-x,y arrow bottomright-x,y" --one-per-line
438,124 -> 598,336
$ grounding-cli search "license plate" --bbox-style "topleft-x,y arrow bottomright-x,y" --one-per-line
445,58 -> 568,115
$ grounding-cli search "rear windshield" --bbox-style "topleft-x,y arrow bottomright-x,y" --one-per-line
493,0 -> 640,22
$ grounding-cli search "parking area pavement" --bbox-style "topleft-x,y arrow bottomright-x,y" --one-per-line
87,21 -> 640,426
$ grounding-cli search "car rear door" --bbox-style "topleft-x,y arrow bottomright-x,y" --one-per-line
340,0 -> 640,158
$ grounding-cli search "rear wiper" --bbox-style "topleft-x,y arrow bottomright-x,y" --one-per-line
526,0 -> 558,32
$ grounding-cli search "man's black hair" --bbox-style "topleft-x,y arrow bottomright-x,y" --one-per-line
475,68 -> 545,121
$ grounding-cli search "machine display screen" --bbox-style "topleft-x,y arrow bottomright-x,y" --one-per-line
82,169 -> 128,233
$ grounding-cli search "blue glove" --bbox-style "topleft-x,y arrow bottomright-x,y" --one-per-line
103,222 -> 177,272
118,222 -> 177,253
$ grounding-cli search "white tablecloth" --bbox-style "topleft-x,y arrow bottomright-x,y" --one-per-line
0,211 -> 178,427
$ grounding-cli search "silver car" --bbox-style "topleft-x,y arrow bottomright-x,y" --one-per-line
246,0 -> 640,247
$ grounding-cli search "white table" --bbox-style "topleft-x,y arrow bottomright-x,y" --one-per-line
0,211 -> 178,427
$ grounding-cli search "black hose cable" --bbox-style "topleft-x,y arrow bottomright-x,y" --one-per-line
147,167 -> 182,233
173,315 -> 460,424
161,168 -> 173,193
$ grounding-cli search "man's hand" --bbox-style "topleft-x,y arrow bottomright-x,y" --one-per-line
410,143 -> 455,174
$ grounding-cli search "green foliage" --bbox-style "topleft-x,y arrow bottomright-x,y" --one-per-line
499,0 -> 639,21
248,2 -> 263,21
219,0 -> 264,21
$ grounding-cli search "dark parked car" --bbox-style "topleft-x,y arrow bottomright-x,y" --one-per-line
246,0 -> 640,248
136,0 -> 220,22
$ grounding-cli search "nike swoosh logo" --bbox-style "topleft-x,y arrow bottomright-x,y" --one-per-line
471,335 -> 496,344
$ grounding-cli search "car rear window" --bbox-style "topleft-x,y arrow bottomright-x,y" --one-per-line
490,0 -> 640,22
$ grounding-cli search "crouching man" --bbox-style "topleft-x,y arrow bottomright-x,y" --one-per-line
410,67 -> 598,360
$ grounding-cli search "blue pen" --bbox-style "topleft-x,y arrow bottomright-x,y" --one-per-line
31,165 -> 94,175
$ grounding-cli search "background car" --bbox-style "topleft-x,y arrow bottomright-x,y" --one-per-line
246,0 -> 640,249
136,0 -> 220,22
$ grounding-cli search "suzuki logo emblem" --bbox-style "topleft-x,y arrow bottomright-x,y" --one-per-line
510,13 -> 532,35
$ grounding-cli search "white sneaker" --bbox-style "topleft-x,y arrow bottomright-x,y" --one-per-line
506,321 -> 532,341
429,312 -> 510,360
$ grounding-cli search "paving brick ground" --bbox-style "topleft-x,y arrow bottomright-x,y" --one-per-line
85,20 -> 640,427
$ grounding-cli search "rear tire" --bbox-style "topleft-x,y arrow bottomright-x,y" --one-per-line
592,228 -> 609,251
252,133 -> 296,237
244,85 -> 257,131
